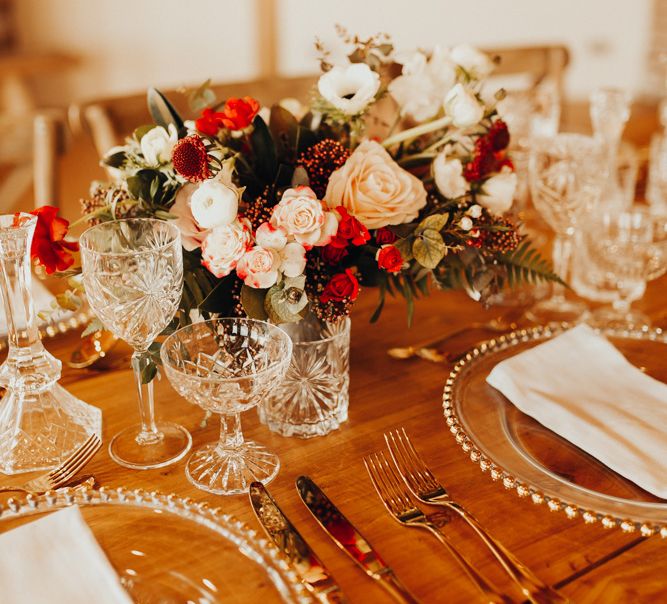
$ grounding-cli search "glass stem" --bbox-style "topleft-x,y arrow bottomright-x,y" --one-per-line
131,350 -> 162,445
218,413 -> 244,451
551,233 -> 573,301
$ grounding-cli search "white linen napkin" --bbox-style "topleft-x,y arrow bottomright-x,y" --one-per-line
486,324 -> 667,498
0,506 -> 132,603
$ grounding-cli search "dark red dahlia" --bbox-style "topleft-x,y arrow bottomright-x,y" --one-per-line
172,135 -> 211,182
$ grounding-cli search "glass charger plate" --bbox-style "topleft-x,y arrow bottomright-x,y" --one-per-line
443,323 -> 667,537
0,486 -> 312,603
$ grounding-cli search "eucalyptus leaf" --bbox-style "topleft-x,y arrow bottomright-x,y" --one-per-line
418,214 -> 448,234
147,87 -> 184,131
393,238 -> 414,262
413,228 -> 446,269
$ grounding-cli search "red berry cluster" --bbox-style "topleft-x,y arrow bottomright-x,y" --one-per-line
298,139 -> 350,198
463,120 -> 512,183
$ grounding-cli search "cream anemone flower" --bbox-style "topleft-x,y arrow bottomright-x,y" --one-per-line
317,63 -> 380,115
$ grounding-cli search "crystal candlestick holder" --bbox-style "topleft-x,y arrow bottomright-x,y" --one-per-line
0,213 -> 101,475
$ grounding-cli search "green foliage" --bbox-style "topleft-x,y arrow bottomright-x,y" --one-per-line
187,79 -> 216,113
240,285 -> 268,320
147,87 -> 184,132
498,241 -> 564,288
249,115 -> 278,183
103,150 -> 127,169
413,229 -> 446,269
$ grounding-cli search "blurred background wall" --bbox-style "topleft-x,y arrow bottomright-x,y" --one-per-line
11,0 -> 660,105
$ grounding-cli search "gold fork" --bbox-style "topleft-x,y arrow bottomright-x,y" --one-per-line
0,433 -> 102,494
385,428 -> 569,604
364,451 -> 513,604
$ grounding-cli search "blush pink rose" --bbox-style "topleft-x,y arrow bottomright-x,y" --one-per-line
171,183 -> 208,251
236,246 -> 281,289
201,218 -> 252,278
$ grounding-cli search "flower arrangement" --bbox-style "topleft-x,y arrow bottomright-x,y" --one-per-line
55,30 -> 560,330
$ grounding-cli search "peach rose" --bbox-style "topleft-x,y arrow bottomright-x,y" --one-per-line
324,140 -> 427,229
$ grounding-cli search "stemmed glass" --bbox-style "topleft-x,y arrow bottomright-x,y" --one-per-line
160,318 -> 292,495
528,133 -> 606,323
79,218 -> 191,469
583,208 -> 667,328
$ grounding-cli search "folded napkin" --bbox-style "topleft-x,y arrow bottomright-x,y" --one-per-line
486,324 -> 667,498
0,506 -> 132,603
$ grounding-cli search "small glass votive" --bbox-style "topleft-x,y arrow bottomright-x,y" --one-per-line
258,315 -> 350,438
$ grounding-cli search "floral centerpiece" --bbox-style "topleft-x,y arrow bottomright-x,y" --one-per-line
36,30 -> 559,335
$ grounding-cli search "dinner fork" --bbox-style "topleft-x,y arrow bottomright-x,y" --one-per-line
364,451 -> 513,604
385,428 -> 569,604
0,433 -> 102,494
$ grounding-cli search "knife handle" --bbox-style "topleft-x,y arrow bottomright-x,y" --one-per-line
377,570 -> 420,604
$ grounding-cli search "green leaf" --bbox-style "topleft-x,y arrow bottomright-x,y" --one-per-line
291,165 -> 310,187
250,115 -> 278,182
413,229 -> 446,269
388,223 -> 418,239
103,150 -> 127,168
81,318 -> 105,338
269,104 -> 299,161
199,275 -> 239,314
369,283 -> 386,323
147,87 -> 184,131
393,238 -> 414,262
240,285 -> 268,320
498,241 -> 564,288
417,214 -> 448,234
187,79 -> 216,113
133,124 -> 155,142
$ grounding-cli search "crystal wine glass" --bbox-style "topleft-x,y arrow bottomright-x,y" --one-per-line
160,318 -> 292,495
527,133 -> 606,323
79,218 -> 191,470
583,208 -> 667,328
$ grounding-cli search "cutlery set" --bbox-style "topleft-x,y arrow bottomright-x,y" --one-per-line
251,428 -> 568,604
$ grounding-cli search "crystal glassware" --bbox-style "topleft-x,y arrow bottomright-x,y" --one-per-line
79,218 -> 190,470
527,133 -> 606,323
258,315 -> 350,438
590,87 -> 632,212
0,213 -> 101,474
583,208 -> 667,328
160,318 -> 292,495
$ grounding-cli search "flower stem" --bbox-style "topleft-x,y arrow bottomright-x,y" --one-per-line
382,115 -> 452,149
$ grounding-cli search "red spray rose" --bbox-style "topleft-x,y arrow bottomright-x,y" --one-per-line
374,227 -> 397,245
219,97 -> 260,131
488,119 -> 510,151
172,135 -> 211,182
195,107 -> 225,136
320,244 -> 349,265
28,206 -> 79,274
320,269 -> 359,303
376,245 -> 404,273
331,206 -> 370,247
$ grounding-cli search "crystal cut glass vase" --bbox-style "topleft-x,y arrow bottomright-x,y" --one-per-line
0,213 -> 101,475
259,315 -> 350,438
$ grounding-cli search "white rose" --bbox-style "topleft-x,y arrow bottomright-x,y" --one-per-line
477,168 -> 517,215
325,140 -> 427,229
271,187 -> 338,247
450,44 -> 494,79
256,222 -> 287,250
236,246 -> 280,289
141,124 -> 178,166
444,83 -> 484,129
190,180 -> 239,229
279,242 -> 307,278
433,153 -> 468,199
201,219 -> 252,278
318,63 -> 380,115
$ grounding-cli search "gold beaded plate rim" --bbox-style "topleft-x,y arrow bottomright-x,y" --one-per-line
0,486 -> 314,603
442,322 -> 667,539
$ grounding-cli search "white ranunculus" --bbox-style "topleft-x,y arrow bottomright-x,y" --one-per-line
140,124 -> 178,166
190,180 -> 239,229
477,168 -> 517,214
433,153 -> 468,199
450,44 -> 494,79
317,63 -> 380,115
201,219 -> 252,278
279,242 -> 307,278
444,83 -> 484,129
236,246 -> 281,289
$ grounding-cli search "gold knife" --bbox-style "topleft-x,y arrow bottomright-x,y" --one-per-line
249,482 -> 348,603
296,476 -> 420,604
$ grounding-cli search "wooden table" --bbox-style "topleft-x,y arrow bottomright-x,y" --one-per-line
3,117 -> 667,602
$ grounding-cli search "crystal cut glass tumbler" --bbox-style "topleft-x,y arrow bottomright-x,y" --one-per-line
160,318 -> 292,495
258,315 -> 350,438
0,213 -> 101,474
80,218 -> 191,470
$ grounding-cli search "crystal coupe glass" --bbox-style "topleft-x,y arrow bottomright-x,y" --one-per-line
160,319 -> 292,495
80,219 -> 191,470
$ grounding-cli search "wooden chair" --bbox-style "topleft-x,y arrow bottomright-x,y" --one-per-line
68,76 -> 316,160
32,108 -> 67,207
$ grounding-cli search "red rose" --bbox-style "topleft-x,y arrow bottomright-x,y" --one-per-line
172,135 -> 211,182
195,107 -> 225,136
320,244 -> 348,265
320,269 -> 359,303
375,245 -> 404,273
335,206 -> 370,246
29,206 -> 79,274
220,96 -> 260,131
488,119 -> 510,151
374,227 -> 397,245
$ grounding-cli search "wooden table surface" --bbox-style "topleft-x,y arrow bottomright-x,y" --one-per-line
2,106 -> 667,603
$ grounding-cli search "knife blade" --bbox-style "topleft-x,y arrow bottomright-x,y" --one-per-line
249,482 -> 347,604
296,476 -> 420,604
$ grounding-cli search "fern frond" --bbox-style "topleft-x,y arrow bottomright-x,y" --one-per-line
498,241 -> 564,288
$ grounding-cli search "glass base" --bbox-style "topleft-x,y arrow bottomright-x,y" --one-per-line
109,422 -> 192,470
185,441 -> 280,495
0,383 -> 102,475
587,307 -> 651,330
525,296 -> 589,324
